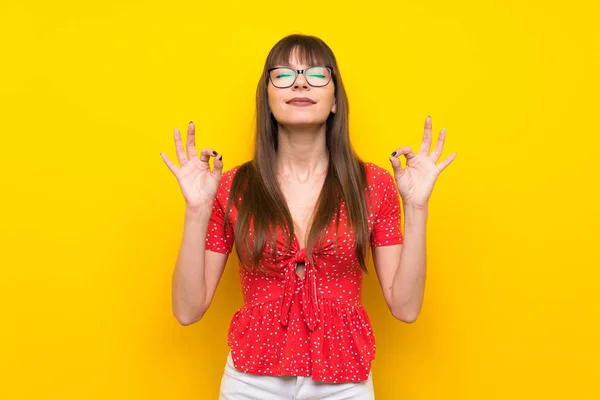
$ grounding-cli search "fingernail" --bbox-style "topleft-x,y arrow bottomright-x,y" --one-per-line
213,151 -> 217,156
427,115 -> 431,119
219,155 -> 223,160
189,121 -> 194,125
391,151 -> 397,156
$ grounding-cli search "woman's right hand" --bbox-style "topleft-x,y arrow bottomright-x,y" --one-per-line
160,121 -> 223,211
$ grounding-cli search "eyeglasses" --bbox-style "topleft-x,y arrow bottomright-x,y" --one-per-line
267,66 -> 333,88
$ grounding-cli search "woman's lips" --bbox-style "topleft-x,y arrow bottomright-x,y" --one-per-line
288,100 -> 315,106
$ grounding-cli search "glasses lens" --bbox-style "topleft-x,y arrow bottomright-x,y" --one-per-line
270,68 -> 296,88
305,67 -> 331,87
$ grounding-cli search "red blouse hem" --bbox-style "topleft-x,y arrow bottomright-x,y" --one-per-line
226,296 -> 377,383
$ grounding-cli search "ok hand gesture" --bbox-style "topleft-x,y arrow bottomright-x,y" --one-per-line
389,116 -> 456,208
160,122 -> 224,210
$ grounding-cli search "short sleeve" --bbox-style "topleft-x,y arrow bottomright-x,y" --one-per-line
370,169 -> 404,247
205,178 -> 235,254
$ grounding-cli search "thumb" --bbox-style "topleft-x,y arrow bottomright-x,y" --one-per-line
389,146 -> 415,177
389,154 -> 404,177
212,154 -> 224,177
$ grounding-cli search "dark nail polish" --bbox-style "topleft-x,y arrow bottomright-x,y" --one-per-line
189,121 -> 193,125
391,151 -> 397,156
219,155 -> 222,160
212,151 -> 217,156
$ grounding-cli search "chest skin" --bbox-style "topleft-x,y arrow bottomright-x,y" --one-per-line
277,172 -> 326,279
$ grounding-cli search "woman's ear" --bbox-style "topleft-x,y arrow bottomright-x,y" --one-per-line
331,98 -> 337,114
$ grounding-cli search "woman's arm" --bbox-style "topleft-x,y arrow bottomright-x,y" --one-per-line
171,206 -> 229,325
376,115 -> 455,322
372,203 -> 428,323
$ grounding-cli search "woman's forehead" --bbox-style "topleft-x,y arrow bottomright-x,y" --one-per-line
273,58 -> 325,69
272,47 -> 326,69
273,62 -> 319,69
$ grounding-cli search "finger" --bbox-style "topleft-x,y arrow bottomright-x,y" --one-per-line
186,121 -> 198,159
390,146 -> 416,161
436,152 -> 457,173
418,115 -> 433,155
199,148 -> 218,163
429,128 -> 447,163
389,146 -> 416,175
389,152 -> 404,176
160,152 -> 179,175
212,154 -> 224,176
173,127 -> 187,165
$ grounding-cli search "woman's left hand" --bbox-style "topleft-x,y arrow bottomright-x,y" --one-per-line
389,115 -> 456,208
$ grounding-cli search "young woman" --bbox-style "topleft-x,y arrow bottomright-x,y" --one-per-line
161,34 -> 455,399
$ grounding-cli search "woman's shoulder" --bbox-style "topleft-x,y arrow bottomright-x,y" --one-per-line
362,161 -> 395,187
213,164 -> 242,202
362,161 -> 389,174
221,164 -> 242,181
215,162 -> 251,198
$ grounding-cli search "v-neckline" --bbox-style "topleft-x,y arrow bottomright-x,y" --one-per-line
280,173 -> 325,255
292,232 -> 307,253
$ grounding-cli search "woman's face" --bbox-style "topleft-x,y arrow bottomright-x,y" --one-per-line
267,53 -> 336,128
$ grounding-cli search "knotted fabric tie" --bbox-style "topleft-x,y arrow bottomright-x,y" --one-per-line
279,247 -> 320,331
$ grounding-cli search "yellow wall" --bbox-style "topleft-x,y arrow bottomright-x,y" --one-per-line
1,1 -> 598,398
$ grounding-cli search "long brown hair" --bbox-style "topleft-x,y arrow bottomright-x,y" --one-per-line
225,34 -> 373,274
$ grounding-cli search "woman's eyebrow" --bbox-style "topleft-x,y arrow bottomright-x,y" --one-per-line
273,64 -> 317,69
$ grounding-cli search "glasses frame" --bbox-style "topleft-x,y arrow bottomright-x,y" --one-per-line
267,66 -> 334,88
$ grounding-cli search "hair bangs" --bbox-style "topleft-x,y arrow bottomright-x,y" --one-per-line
267,35 -> 334,69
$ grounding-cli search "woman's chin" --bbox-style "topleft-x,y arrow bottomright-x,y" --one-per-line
278,117 -> 328,128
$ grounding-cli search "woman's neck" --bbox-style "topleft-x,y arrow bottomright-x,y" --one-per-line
276,125 -> 329,183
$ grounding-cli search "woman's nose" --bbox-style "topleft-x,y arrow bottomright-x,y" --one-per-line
294,71 -> 309,88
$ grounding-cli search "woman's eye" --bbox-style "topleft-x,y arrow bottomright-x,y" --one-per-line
278,73 -> 293,78
309,74 -> 326,78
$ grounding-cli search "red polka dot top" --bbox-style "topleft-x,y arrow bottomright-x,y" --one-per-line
205,162 -> 404,383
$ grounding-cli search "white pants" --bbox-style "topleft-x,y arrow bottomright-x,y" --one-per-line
218,351 -> 375,400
